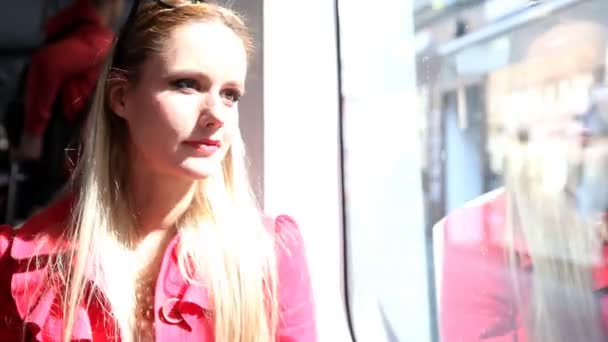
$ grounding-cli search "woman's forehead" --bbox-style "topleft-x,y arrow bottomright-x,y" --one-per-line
157,21 -> 248,78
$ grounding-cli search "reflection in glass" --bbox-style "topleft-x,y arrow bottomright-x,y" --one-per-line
422,2 -> 608,341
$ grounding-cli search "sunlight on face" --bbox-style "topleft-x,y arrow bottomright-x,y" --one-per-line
123,21 -> 248,181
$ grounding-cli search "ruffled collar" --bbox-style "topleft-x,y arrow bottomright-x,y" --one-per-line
7,195 -> 211,341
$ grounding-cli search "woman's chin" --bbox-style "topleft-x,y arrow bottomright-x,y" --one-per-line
177,160 -> 223,180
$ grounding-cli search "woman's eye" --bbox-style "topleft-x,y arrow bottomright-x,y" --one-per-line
221,89 -> 242,104
171,79 -> 199,90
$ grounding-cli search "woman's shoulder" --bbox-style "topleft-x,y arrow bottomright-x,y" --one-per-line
2,195 -> 74,262
437,187 -> 507,251
438,189 -> 524,342
0,195 -> 75,341
262,213 -> 309,277
263,214 -> 306,258
266,214 -> 300,237
264,214 -> 317,339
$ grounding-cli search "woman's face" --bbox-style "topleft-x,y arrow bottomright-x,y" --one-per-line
114,21 -> 248,180
526,87 -> 608,216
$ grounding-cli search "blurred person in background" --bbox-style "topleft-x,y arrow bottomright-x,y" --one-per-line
439,21 -> 608,341
0,1 -> 316,341
8,0 -> 124,216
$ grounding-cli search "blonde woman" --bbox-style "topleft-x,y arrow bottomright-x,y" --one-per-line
0,1 -> 316,341
438,23 -> 608,342
439,121 -> 608,341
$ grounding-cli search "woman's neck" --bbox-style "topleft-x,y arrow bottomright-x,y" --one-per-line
128,161 -> 197,236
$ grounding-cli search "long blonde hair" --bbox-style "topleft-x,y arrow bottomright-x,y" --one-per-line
42,3 -> 278,341
491,20 -> 608,341
503,132 -> 606,341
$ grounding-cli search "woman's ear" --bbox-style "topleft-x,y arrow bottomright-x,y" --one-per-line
107,71 -> 131,120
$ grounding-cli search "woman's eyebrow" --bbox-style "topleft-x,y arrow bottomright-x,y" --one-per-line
164,69 -> 244,90
164,68 -> 210,78
224,80 -> 246,92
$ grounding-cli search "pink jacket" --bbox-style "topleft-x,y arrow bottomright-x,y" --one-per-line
0,196 -> 317,341
439,189 -> 608,341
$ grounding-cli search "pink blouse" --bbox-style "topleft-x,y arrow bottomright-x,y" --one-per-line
0,196 -> 317,341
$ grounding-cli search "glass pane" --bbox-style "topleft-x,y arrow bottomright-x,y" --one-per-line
338,0 -> 434,341
342,0 -> 608,341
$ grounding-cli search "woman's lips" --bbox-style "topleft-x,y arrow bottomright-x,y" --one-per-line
183,139 -> 221,156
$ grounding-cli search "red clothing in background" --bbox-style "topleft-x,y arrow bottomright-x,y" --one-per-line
439,189 -> 608,341
24,0 -> 114,136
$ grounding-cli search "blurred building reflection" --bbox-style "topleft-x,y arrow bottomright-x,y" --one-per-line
415,0 -> 608,229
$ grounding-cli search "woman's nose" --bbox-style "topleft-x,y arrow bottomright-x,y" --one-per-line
199,94 -> 224,129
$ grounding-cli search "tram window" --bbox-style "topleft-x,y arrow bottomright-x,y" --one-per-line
337,0 -> 433,341
341,0 -> 608,341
